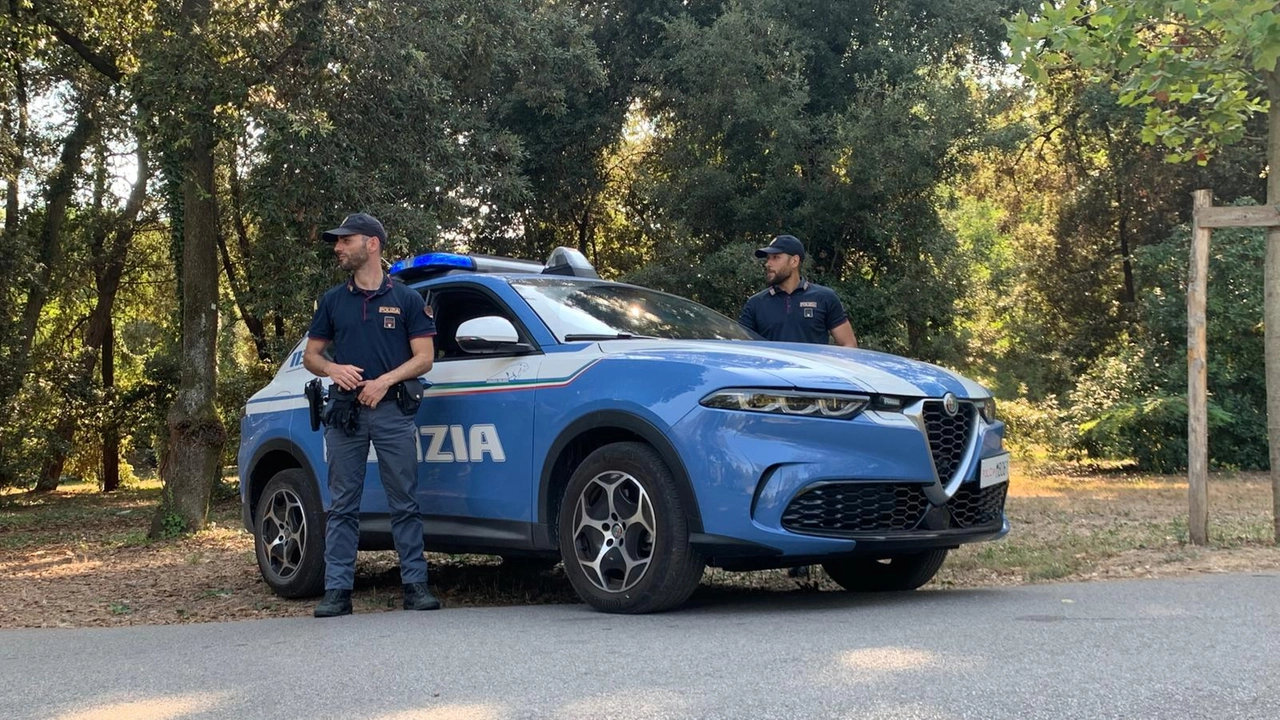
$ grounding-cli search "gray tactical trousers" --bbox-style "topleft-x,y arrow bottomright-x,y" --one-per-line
323,399 -> 427,590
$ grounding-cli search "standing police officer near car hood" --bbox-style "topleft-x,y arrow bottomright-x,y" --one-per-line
303,212 -> 439,617
739,234 -> 858,348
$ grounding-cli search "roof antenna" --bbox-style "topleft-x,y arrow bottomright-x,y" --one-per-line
543,247 -> 599,278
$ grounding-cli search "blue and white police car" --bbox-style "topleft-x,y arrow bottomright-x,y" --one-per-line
239,248 -> 1010,614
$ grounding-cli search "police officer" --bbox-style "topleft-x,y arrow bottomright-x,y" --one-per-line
739,234 -> 858,347
303,212 -> 438,617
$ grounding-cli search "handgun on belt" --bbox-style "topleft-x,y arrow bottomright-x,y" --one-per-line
303,378 -> 326,432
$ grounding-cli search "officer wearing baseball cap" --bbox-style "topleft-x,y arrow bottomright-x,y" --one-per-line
304,211 -> 440,617
738,234 -> 857,347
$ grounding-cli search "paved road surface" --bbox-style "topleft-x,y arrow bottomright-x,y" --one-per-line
2,572 -> 1277,720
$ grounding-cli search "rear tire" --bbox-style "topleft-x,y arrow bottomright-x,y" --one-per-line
822,549 -> 948,592
254,468 -> 326,599
557,442 -> 704,613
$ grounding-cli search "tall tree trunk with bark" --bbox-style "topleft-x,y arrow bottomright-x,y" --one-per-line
150,0 -> 226,537
153,126 -> 224,535
1265,70 -> 1280,544
2,46 -> 26,238
101,316 -> 120,492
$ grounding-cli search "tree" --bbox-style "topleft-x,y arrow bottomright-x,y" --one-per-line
1010,0 -> 1280,540
942,74 -> 1263,403
629,0 -> 1033,356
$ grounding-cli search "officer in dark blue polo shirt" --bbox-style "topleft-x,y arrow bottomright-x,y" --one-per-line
739,235 -> 857,347
302,212 -> 439,618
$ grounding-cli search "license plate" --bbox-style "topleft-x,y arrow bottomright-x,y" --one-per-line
979,453 -> 1010,488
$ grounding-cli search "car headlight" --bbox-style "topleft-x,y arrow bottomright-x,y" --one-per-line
978,397 -> 998,423
700,390 -> 871,419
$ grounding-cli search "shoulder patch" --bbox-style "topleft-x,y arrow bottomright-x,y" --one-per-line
424,304 -> 434,318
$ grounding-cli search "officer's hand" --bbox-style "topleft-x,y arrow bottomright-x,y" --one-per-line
357,377 -> 391,407
328,363 -> 364,391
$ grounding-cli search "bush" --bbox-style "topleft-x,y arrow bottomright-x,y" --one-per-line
1065,213 -> 1269,471
998,395 -> 1077,459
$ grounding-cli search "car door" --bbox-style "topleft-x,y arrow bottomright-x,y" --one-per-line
408,281 -> 543,549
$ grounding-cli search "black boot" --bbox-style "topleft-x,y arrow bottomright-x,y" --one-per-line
403,582 -> 441,611
314,589 -> 352,618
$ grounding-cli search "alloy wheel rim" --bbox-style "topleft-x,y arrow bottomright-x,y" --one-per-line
261,487 -> 307,579
570,471 -> 656,593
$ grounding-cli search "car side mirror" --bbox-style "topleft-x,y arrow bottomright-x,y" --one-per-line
456,316 -> 533,355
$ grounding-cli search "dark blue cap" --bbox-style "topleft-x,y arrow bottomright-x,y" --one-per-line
755,234 -> 805,260
322,212 -> 386,243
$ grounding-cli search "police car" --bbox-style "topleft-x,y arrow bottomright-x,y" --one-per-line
239,247 -> 1010,614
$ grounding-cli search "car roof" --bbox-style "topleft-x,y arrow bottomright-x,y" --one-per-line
389,247 -> 599,284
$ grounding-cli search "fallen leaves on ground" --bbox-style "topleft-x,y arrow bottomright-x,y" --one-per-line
2,467 -> 1279,628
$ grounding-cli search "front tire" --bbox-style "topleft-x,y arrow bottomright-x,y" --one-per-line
822,549 -> 948,592
254,468 -> 326,598
557,442 -> 704,613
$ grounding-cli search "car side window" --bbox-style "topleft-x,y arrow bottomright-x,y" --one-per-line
426,286 -> 528,361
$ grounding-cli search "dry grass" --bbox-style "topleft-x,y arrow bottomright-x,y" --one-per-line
2,463 -> 1278,628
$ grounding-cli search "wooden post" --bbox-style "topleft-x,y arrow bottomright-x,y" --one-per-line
1188,190 -> 1211,546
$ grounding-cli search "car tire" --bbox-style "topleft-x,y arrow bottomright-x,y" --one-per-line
822,549 -> 949,592
557,441 -> 704,613
254,468 -> 326,599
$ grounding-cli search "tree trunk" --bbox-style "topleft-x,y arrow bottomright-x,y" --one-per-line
1118,203 -> 1135,307
2,8 -> 26,238
221,152 -> 271,360
147,0 -> 225,537
1266,70 -> 1280,544
152,124 -> 225,537
6,104 -> 95,400
217,229 -> 270,361
101,316 -> 120,493
31,414 -> 76,492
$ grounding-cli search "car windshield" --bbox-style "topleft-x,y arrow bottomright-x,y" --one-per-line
512,278 -> 755,341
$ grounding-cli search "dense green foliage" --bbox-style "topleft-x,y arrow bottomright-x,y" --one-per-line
1,0 -> 1274,510
1070,222 -> 1268,471
1010,0 -> 1279,163
1004,0 -> 1278,469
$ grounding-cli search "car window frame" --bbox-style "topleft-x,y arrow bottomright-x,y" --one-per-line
418,280 -> 544,362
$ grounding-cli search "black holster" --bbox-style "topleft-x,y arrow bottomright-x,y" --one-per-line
394,378 -> 426,416
303,378 -> 326,432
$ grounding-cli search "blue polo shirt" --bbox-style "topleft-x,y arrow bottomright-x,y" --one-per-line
738,279 -> 848,344
307,273 -> 436,381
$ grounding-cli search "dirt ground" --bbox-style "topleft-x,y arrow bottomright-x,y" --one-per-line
3,464 -> 1279,628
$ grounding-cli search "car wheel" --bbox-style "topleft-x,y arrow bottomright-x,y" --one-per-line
557,441 -> 704,613
254,468 -> 326,599
822,549 -> 949,592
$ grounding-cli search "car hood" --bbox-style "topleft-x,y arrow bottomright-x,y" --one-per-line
596,339 -> 989,398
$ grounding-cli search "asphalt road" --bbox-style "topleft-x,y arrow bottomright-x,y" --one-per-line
2,572 -> 1277,720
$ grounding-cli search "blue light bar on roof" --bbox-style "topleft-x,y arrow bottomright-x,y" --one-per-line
389,252 -> 477,276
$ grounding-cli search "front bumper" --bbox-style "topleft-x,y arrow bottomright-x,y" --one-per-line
671,402 -> 1009,560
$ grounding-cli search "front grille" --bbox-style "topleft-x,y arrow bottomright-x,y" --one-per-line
781,484 -> 929,534
948,481 -> 1008,528
781,479 -> 1008,538
923,400 -> 976,482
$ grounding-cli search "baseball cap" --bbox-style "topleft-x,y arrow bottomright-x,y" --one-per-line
322,212 -> 386,243
755,234 -> 805,260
